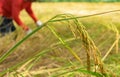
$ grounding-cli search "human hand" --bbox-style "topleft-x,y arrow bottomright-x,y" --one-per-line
36,20 -> 43,27
26,28 -> 32,35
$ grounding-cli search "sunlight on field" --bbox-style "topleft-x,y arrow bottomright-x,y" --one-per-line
32,2 -> 120,15
0,2 -> 120,77
28,2 -> 120,27
19,2 -> 120,31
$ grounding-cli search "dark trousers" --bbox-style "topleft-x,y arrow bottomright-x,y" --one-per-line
0,17 -> 16,36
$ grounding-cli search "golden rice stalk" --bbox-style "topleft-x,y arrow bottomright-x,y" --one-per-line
48,14 -> 105,74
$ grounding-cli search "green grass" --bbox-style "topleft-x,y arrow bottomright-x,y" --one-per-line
0,2 -> 120,77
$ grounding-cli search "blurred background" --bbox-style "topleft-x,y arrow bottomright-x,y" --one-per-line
37,0 -> 119,2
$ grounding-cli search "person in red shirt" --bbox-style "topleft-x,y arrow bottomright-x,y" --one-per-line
0,0 -> 42,36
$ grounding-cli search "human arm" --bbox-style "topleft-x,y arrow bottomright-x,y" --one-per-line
12,0 -> 29,31
25,2 -> 42,26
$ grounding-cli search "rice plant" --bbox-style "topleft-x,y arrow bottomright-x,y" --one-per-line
0,13 -> 107,77
0,3 -> 120,76
98,21 -> 120,60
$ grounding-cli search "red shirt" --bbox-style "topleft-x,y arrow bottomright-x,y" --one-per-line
0,0 -> 38,30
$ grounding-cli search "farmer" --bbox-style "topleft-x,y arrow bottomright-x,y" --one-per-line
0,0 -> 42,36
